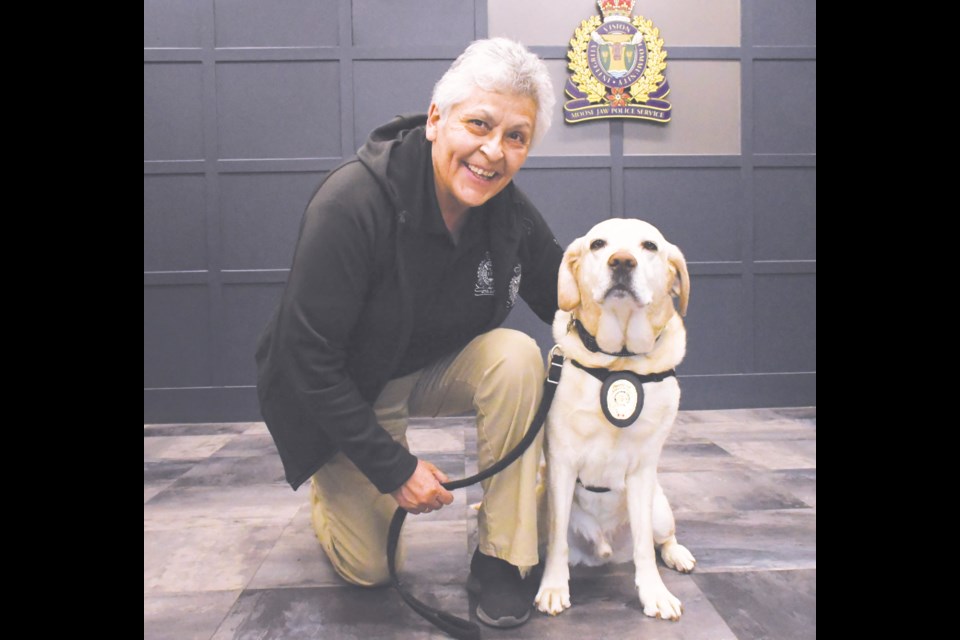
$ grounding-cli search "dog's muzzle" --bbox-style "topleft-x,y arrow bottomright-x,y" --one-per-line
605,251 -> 639,300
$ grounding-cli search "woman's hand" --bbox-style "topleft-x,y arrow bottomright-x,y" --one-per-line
390,460 -> 454,514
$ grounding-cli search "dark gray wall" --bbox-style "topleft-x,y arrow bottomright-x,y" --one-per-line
144,0 -> 816,422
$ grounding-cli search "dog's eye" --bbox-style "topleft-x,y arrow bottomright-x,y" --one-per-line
590,239 -> 606,251
641,240 -> 658,252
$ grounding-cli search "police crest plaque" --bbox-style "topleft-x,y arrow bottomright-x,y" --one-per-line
564,0 -> 671,123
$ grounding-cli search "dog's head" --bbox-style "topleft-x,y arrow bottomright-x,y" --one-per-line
557,218 -> 689,355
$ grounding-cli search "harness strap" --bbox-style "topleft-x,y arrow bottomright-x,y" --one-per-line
576,477 -> 611,493
387,351 -> 564,639
570,359 -> 676,384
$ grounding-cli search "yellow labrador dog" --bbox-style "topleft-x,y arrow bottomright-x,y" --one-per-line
535,218 -> 696,620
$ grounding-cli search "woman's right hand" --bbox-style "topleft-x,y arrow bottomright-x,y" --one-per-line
389,459 -> 455,514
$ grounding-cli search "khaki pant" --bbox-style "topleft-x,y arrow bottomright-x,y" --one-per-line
310,328 -> 545,586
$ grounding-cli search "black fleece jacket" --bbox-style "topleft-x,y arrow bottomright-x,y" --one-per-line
255,115 -> 562,493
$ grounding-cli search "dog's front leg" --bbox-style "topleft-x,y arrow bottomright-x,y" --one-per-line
626,469 -> 683,620
535,458 -> 577,615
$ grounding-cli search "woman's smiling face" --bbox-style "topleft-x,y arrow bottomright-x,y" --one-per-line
426,88 -> 538,218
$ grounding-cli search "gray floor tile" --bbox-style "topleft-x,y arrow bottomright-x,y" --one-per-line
659,442 -> 750,472
144,407 -> 816,639
211,585 -> 472,640
693,569 -> 816,640
145,423 -> 253,437
144,435 -> 234,461
771,468 -> 816,508
660,469 -> 811,514
409,416 -> 475,431
402,518 -> 472,585
211,433 -> 283,458
144,460 -> 197,483
144,590 -> 241,640
507,570 -> 736,640
712,440 -> 816,471
243,422 -> 270,435
406,427 -> 465,455
672,415 -> 815,442
144,484 -> 170,504
145,519 -> 289,593
677,509 -> 816,573
145,483 -> 305,522
172,454 -> 287,487
247,504 -> 345,590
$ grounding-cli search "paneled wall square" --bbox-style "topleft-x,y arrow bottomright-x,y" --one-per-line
623,61 -> 741,156
219,172 -> 326,270
353,0 -> 475,46
221,284 -> 286,386
144,63 -> 205,161
513,168 -> 610,248
753,61 -> 816,154
489,0 -> 739,47
754,168 -> 816,261
532,60 -> 610,157
215,0 -> 338,47
144,0 -> 203,48
681,275 -> 742,375
352,60 -> 452,148
217,61 -> 341,160
623,168 -> 743,262
753,0 -> 817,47
755,274 -> 816,372
144,175 -> 207,271
144,285 -> 211,388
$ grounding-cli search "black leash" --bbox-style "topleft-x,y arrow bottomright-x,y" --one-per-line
387,350 -> 565,640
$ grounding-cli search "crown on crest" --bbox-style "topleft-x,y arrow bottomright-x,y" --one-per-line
598,0 -> 635,19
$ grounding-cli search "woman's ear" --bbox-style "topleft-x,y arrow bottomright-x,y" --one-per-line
557,239 -> 585,311
425,103 -> 441,142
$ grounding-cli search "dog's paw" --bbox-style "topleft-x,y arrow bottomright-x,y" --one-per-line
637,582 -> 683,621
660,540 -> 696,573
535,584 -> 571,616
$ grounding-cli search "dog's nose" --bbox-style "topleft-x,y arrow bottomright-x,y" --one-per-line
608,251 -> 636,270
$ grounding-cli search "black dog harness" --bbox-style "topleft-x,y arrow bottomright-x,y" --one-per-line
570,360 -> 676,429
387,350 -> 565,640
570,318 -> 676,492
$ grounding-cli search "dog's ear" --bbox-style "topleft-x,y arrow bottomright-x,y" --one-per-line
557,238 -> 585,311
667,242 -> 690,316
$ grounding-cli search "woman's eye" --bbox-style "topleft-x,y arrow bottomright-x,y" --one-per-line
507,131 -> 527,145
642,240 -> 658,251
590,239 -> 606,250
467,119 -> 487,129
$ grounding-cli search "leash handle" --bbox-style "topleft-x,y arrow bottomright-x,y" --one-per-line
388,351 -> 564,639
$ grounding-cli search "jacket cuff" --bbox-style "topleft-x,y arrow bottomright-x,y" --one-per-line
374,449 -> 419,495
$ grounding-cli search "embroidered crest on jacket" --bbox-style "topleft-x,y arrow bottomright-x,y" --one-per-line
507,264 -> 521,308
475,252 -> 495,296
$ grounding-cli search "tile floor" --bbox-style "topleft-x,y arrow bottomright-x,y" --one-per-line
144,407 -> 816,640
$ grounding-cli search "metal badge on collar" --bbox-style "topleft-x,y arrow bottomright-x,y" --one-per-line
601,371 -> 644,428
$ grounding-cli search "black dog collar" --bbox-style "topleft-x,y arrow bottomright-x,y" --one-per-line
570,360 -> 676,429
573,319 -> 637,357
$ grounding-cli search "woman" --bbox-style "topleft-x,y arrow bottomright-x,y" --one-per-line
256,38 -> 561,628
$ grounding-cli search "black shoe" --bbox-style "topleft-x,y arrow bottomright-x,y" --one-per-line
466,548 -> 532,628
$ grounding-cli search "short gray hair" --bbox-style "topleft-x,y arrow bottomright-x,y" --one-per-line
430,38 -> 555,146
